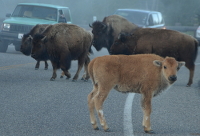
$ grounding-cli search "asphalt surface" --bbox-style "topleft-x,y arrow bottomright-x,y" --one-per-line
0,45 -> 199,136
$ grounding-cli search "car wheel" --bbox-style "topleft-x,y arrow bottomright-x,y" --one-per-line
0,40 -> 8,52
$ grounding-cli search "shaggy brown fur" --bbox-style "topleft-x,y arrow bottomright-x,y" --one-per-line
87,54 -> 185,133
31,23 -> 93,81
20,24 -> 49,70
90,15 -> 138,52
110,28 -> 198,86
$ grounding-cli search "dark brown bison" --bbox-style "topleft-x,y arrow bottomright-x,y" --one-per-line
20,24 -> 49,70
110,28 -> 198,86
31,23 -> 93,81
90,15 -> 138,52
88,54 -> 185,133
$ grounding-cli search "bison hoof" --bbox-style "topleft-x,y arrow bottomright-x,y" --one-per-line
84,79 -> 88,82
50,78 -> 55,81
186,84 -> 191,87
35,68 -> 39,70
94,127 -> 99,130
145,130 -> 155,134
60,76 -> 64,78
72,79 -> 77,82
81,77 -> 84,80
44,68 -> 48,70
104,128 -> 110,132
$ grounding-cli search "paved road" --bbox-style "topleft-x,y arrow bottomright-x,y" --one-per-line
0,45 -> 199,136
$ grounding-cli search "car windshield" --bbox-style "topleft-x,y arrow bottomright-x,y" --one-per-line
115,10 -> 148,26
12,5 -> 57,21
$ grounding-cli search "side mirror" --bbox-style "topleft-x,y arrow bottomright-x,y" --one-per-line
6,13 -> 11,17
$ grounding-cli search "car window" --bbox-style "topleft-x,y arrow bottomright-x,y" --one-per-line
157,13 -> 164,24
12,5 -> 57,21
115,11 -> 148,26
148,13 -> 159,25
63,9 -> 71,22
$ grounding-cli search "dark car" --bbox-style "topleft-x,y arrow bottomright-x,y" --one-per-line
114,9 -> 165,29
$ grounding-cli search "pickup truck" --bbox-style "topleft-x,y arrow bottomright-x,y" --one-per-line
0,3 -> 72,52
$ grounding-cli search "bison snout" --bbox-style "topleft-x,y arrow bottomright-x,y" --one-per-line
168,75 -> 177,82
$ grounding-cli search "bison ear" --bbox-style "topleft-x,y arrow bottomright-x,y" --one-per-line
153,60 -> 162,67
41,36 -> 47,43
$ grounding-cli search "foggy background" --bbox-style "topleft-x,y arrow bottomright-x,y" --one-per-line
0,0 -> 200,26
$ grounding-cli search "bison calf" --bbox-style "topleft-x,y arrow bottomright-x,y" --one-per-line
87,54 -> 185,133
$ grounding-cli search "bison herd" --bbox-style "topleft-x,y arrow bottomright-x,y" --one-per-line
20,15 -> 198,134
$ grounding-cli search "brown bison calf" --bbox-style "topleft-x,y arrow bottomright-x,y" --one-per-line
110,28 -> 198,87
87,54 -> 185,133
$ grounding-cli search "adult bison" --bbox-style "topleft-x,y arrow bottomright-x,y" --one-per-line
20,24 -> 49,70
90,15 -> 138,52
110,28 -> 198,87
87,54 -> 185,133
31,23 -> 93,81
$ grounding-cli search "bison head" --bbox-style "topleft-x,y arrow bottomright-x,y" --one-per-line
153,57 -> 185,85
110,33 -> 134,55
90,21 -> 110,51
31,34 -> 48,60
20,34 -> 33,56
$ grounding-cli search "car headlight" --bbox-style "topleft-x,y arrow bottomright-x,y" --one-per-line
2,23 -> 10,31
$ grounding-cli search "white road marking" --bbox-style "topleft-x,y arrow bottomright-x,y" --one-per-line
123,93 -> 135,136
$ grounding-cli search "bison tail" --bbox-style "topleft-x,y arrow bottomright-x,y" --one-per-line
193,39 -> 199,62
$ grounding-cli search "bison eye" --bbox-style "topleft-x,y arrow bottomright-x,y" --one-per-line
177,67 -> 180,70
164,66 -> 167,69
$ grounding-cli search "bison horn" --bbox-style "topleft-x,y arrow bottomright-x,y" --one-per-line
41,36 -> 47,42
102,23 -> 106,30
28,35 -> 33,40
89,24 -> 93,28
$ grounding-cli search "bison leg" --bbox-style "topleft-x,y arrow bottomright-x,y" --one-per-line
44,61 -> 48,70
141,93 -> 154,134
82,56 -> 90,81
64,70 -> 71,79
72,56 -> 85,81
50,61 -> 60,81
60,71 -> 65,78
94,86 -> 112,132
88,85 -> 99,130
185,62 -> 195,87
35,61 -> 40,70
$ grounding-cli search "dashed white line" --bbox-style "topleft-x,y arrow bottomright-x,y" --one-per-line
123,93 -> 135,136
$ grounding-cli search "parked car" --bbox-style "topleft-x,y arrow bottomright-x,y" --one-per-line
114,9 -> 165,29
0,3 -> 72,52
195,26 -> 200,45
